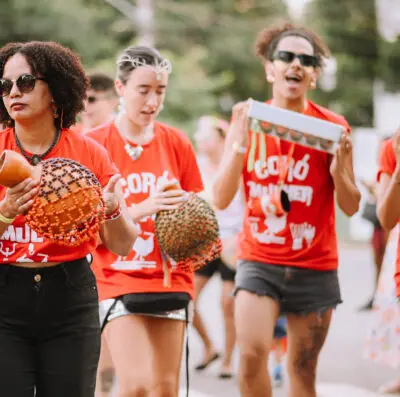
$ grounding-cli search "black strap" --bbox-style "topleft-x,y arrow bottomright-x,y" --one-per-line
185,306 -> 190,397
100,298 -> 119,334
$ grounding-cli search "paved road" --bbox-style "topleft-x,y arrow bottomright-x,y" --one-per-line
179,242 -> 400,397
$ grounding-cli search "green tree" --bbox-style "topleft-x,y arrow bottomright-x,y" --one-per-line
154,0 -> 289,116
158,47 -> 233,136
0,0 -> 135,66
304,0 -> 378,126
87,0 -> 289,132
0,0 -> 289,133
379,37 -> 400,92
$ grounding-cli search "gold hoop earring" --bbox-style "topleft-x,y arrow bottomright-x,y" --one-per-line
310,80 -> 317,90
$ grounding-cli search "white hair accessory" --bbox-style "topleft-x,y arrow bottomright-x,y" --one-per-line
117,53 -> 172,80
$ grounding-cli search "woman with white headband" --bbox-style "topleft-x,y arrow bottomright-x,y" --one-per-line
87,46 -> 203,397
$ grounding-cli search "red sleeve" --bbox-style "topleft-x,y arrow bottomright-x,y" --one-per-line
179,139 -> 204,193
87,138 -> 119,188
377,139 -> 397,182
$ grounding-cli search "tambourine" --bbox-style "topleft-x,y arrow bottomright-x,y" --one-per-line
0,150 -> 105,246
247,99 -> 343,154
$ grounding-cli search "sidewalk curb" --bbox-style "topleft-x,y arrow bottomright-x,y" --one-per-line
317,383 -> 385,397
179,389 -> 213,397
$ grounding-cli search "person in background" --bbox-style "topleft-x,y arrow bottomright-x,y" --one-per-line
359,136 -> 392,311
73,72 -> 119,397
75,72 -> 118,134
193,115 -> 245,379
271,316 -> 287,388
359,177 -> 389,310
374,128 -> 400,394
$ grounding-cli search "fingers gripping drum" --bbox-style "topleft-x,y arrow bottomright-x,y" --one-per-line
0,150 -> 105,246
155,184 -> 222,276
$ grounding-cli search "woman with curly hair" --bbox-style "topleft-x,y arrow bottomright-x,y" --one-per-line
213,22 -> 360,397
0,41 -> 137,397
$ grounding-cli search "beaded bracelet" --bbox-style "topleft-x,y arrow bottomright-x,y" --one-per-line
0,212 -> 15,224
105,202 -> 122,221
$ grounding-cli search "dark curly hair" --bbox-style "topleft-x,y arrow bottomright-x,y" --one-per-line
255,22 -> 330,68
0,41 -> 89,129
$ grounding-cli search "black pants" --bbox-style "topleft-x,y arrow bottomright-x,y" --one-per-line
0,258 -> 100,397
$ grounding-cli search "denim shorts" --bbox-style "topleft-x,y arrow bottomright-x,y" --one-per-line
234,260 -> 342,315
195,257 -> 236,282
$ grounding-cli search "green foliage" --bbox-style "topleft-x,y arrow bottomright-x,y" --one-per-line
0,0 -> 135,66
155,0 -> 289,118
379,38 -> 400,92
0,0 -> 289,130
304,0 -> 378,126
3,0 -> 398,130
158,46 -> 234,138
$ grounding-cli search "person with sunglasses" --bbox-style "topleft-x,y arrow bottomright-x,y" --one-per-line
212,22 -> 361,397
0,41 -> 137,397
75,72 -> 118,134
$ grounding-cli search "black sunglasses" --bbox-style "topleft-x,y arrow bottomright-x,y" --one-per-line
273,51 -> 319,68
87,96 -> 98,104
87,94 -> 112,104
0,74 -> 46,97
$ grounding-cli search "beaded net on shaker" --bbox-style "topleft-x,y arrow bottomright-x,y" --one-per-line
155,193 -> 222,273
25,158 -> 105,246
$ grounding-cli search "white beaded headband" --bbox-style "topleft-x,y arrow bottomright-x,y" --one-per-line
117,53 -> 172,80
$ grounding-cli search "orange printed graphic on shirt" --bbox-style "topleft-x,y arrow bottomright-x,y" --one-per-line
237,100 -> 350,271
0,128 -> 117,263
86,121 -> 204,300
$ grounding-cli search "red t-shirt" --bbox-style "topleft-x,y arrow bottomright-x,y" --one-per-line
238,100 -> 349,271
0,128 -> 116,263
71,123 -> 84,134
377,138 -> 400,294
86,121 -> 204,301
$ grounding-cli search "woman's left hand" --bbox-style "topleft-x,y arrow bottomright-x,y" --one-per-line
103,174 -> 121,215
330,132 -> 353,179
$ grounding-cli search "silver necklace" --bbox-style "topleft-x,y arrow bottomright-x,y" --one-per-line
116,117 -> 154,161
124,143 -> 144,161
